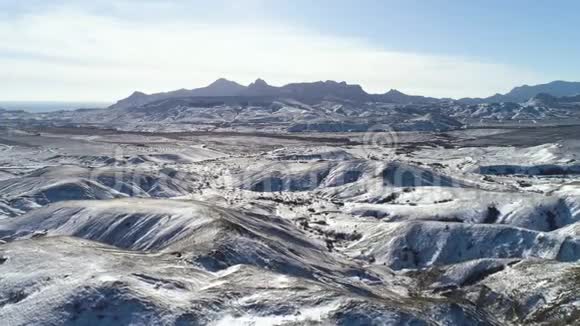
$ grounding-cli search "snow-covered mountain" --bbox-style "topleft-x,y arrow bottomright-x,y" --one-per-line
62,96 -> 464,132
67,94 -> 580,132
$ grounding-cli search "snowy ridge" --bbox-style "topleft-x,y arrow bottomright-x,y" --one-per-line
0,199 -> 376,280
0,166 -> 202,215
2,124 -> 580,324
0,224 -> 494,325
346,220 -> 580,270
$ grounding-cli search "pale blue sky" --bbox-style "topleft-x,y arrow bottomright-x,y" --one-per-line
1,0 -> 578,101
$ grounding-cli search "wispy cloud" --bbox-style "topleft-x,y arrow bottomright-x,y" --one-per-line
0,7 -> 546,101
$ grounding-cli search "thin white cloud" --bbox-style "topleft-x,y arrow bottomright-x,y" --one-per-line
0,9 -> 546,101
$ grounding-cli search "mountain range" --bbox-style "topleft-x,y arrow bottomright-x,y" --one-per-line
3,78 -> 580,134
111,79 -> 580,109
110,78 -> 440,109
458,80 -> 580,104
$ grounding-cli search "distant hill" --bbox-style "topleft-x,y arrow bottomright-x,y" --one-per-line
0,101 -> 110,113
459,81 -> 580,104
374,89 -> 440,104
109,78 -> 247,109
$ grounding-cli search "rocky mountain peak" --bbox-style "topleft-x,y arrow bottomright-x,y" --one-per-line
250,78 -> 269,87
